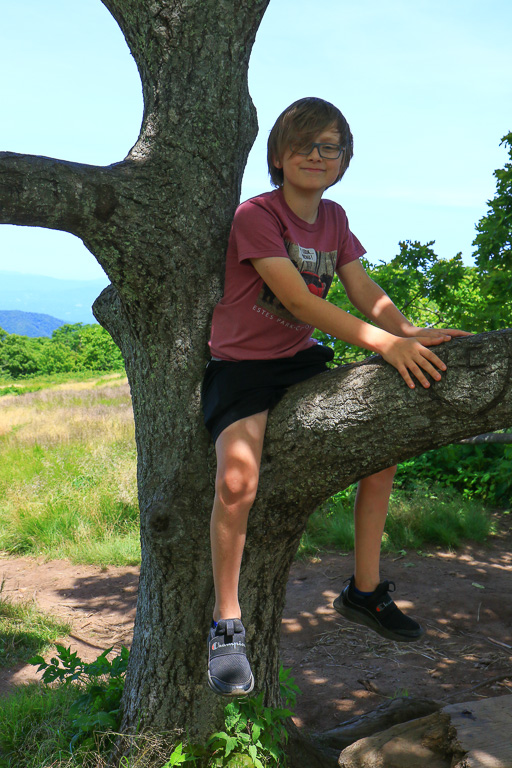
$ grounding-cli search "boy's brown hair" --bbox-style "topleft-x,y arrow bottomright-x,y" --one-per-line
267,97 -> 353,188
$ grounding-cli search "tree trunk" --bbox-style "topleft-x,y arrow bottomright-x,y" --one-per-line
1,0 -> 512,752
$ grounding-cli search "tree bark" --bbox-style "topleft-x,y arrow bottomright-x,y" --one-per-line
1,0 -> 512,754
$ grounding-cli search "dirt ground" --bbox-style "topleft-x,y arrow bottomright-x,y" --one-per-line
1,517 -> 511,736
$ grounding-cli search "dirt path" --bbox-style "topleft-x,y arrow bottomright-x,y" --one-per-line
1,524 -> 511,734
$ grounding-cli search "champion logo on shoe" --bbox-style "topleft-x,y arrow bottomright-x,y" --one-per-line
211,640 -> 246,651
376,597 -> 392,612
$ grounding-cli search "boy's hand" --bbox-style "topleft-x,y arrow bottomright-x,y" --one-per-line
379,336 -> 448,390
382,326 -> 474,388
403,326 -> 473,343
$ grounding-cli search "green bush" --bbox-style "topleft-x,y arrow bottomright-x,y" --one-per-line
0,646 -> 300,768
0,323 -> 124,379
164,666 -> 300,767
30,644 -> 129,754
396,441 -> 512,508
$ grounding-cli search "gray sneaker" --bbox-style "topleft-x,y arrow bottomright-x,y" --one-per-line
207,618 -> 255,696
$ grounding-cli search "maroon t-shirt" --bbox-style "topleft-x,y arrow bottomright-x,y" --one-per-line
209,189 -> 366,361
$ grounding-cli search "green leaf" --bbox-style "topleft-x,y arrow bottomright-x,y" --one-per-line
224,735 -> 238,757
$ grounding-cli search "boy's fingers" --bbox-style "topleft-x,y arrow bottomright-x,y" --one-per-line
443,328 -> 473,337
409,363 -> 430,388
421,348 -> 446,372
417,334 -> 450,347
398,366 -> 415,389
415,362 -> 440,383
408,348 -> 447,388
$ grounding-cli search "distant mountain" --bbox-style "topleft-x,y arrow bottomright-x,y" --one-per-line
0,271 -> 109,325
0,310 -> 66,337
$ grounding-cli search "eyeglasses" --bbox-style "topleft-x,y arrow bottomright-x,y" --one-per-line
289,142 -> 344,159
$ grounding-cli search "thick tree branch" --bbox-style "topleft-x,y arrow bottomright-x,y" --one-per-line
255,331 -> 512,520
0,152 -> 124,237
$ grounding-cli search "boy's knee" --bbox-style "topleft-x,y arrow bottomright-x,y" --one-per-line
216,463 -> 259,510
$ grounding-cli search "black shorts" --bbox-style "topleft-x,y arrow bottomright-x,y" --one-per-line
201,344 -> 334,443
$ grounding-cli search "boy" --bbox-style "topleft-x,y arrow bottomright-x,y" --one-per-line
202,97 -> 470,696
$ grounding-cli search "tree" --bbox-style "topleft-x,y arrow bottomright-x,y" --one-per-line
473,132 -> 512,329
1,2 -> 512,763
0,333 -> 45,377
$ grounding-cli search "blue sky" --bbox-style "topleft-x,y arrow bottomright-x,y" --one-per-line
0,0 -> 511,284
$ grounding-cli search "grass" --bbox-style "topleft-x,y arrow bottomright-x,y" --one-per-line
0,371 -> 126,398
0,682 -> 177,768
297,484 -> 496,559
0,586 -> 71,668
0,683 -> 79,767
0,373 -> 140,566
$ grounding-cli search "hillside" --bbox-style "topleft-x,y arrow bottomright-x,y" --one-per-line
0,271 -> 109,325
0,310 -> 65,337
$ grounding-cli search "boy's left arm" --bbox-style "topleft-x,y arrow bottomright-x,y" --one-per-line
338,260 -> 472,342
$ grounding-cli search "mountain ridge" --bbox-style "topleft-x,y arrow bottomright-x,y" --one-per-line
0,270 -> 109,325
0,310 -> 66,338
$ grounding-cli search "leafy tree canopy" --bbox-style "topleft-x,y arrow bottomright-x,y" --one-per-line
473,131 -> 512,325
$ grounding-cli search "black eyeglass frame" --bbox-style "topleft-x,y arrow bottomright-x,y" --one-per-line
289,142 -> 345,159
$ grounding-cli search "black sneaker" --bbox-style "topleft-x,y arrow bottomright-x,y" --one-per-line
333,576 -> 424,643
207,618 -> 255,696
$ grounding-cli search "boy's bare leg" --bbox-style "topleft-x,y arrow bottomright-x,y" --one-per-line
335,464 -> 423,642
353,465 -> 397,592
211,410 -> 268,622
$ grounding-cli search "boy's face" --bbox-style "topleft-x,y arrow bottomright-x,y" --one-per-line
274,126 -> 344,195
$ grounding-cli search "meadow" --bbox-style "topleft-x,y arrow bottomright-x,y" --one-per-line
0,373 -> 139,567
0,372 -> 500,568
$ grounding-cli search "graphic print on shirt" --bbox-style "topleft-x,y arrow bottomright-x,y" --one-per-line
255,241 -> 337,323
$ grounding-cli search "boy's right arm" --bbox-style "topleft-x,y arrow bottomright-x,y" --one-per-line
250,256 -> 448,390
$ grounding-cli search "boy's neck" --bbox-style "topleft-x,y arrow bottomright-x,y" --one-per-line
281,185 -> 323,224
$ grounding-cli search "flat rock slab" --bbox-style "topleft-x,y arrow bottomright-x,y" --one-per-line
338,710 -> 455,768
338,694 -> 512,768
444,694 -> 512,768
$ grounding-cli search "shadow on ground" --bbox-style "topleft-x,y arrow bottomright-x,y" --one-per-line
1,522 -> 511,734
